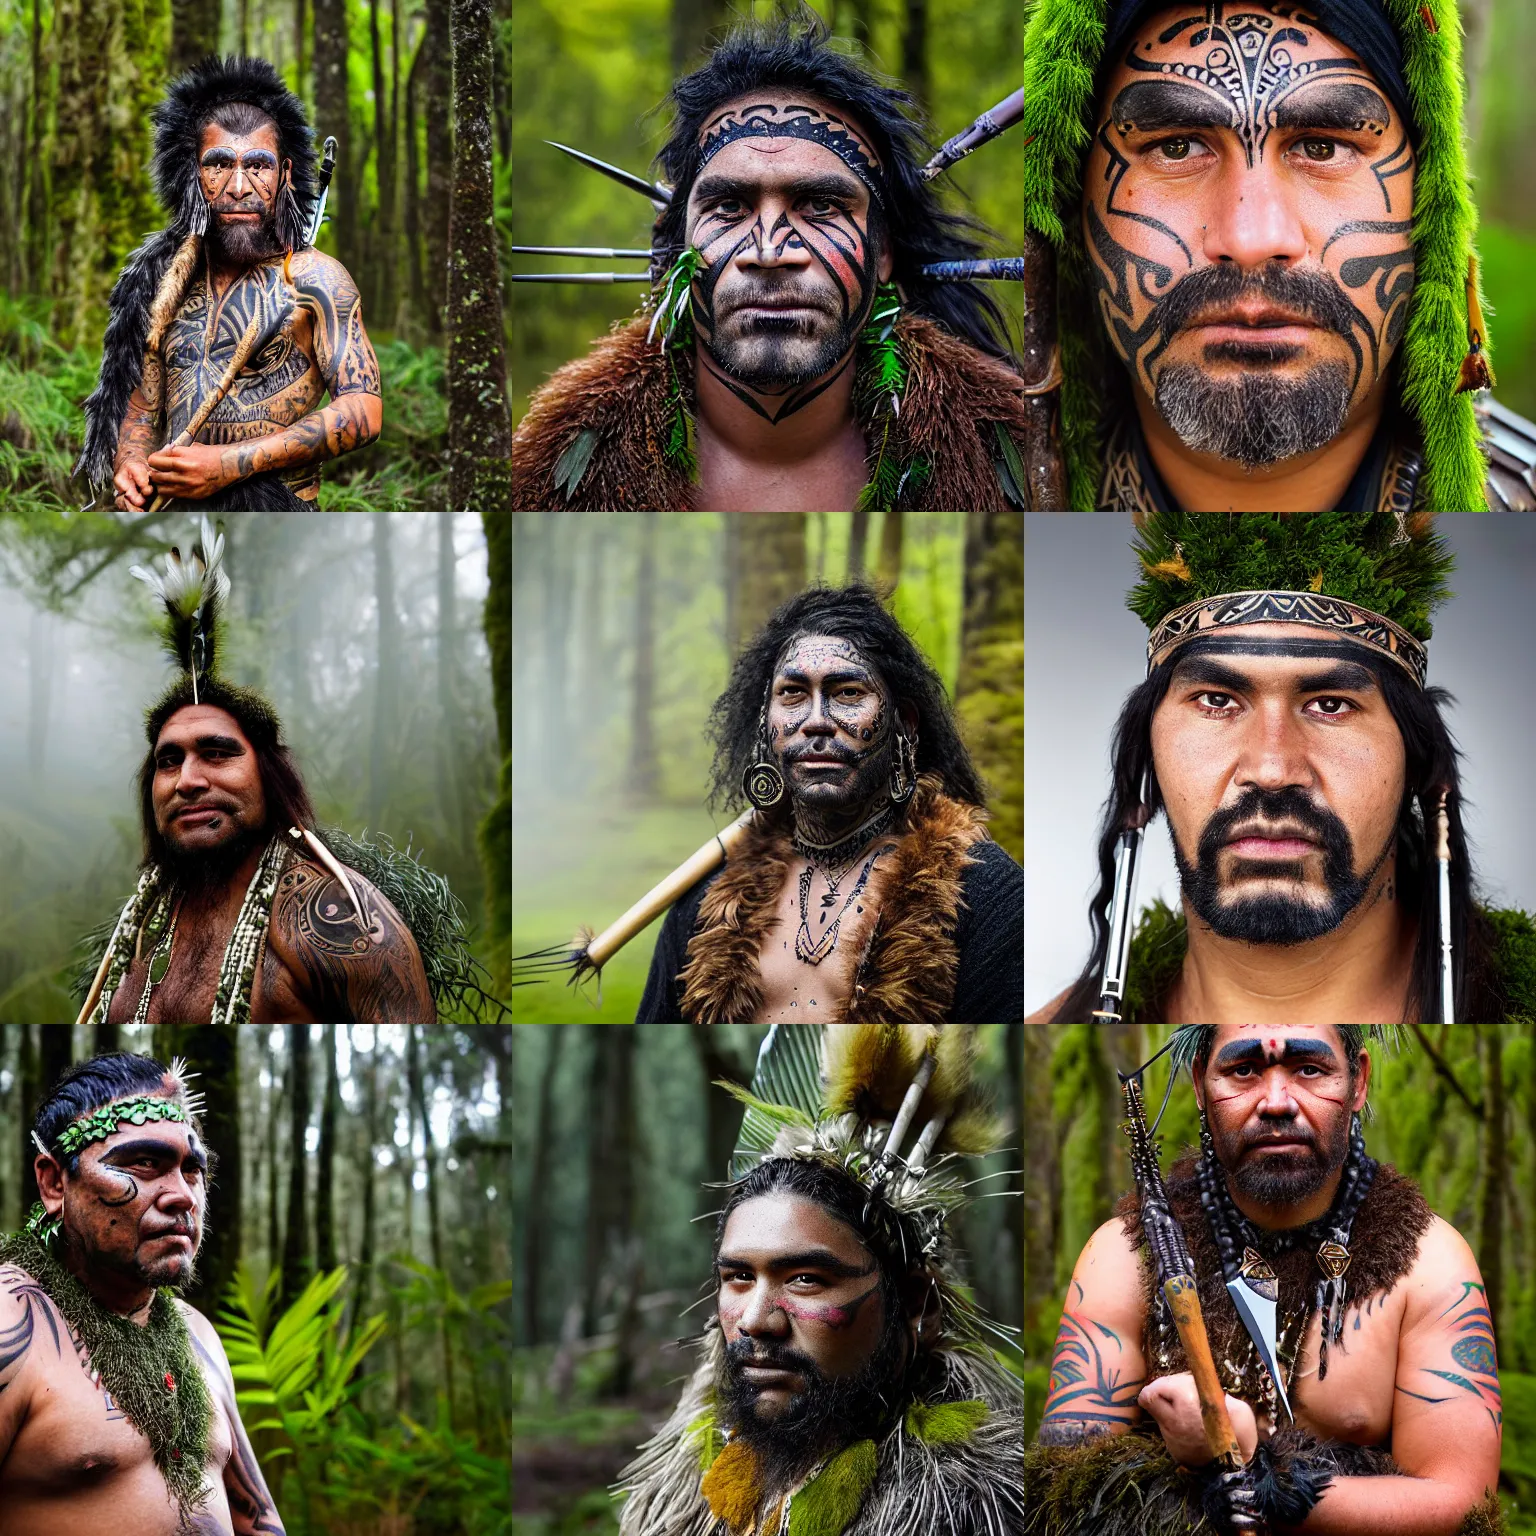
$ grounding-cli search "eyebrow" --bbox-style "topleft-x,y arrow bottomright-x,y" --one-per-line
1270,81 -> 1392,132
693,172 -> 866,204
158,734 -> 246,756
104,1138 -> 209,1172
716,1249 -> 874,1278
1171,656 -> 1379,696
778,668 -> 876,687
1214,1039 -> 1341,1069
1110,80 -> 1238,133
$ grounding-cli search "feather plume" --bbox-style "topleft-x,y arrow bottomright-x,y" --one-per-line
130,516 -> 230,702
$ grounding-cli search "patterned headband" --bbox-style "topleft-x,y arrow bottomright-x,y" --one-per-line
697,101 -> 886,207
1146,590 -> 1429,688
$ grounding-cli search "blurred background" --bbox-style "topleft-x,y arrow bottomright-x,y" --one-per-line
0,511 -> 511,1022
1024,1024 -> 1536,1533
511,1021 -> 1022,1536
511,511 -> 1022,1023
510,0 -> 1024,424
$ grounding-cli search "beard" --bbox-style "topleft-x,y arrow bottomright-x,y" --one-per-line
207,205 -> 285,266
1155,360 -> 1353,468
156,814 -> 270,900
1175,785 -> 1383,946
65,1211 -> 203,1292
1210,1108 -> 1352,1208
706,284 -> 872,393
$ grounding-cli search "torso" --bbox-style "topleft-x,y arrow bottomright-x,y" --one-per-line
752,842 -> 896,1022
162,254 -> 327,501
1277,1288 -> 1407,1448
695,420 -> 870,511
0,1267 -> 235,1536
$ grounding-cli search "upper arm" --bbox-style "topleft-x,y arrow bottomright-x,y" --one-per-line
0,1277 -> 38,1466
268,859 -> 436,1023
292,252 -> 382,402
1390,1217 -> 1502,1498
1038,1215 -> 1150,1442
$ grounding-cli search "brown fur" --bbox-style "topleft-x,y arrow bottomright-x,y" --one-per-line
677,775 -> 991,1023
1117,1151 -> 1435,1397
511,314 -> 1028,512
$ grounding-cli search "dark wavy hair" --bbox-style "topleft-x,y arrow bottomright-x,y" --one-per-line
651,9 -> 1016,363
1050,658 -> 1505,1024
708,583 -> 986,820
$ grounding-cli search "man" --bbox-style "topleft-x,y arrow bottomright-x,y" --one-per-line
637,584 -> 1022,1022
1032,509 -> 1536,1023
75,56 -> 382,512
1018,0 -> 1536,509
512,15 -> 1029,512
75,518 -> 487,1026
619,1022 -> 1024,1535
1029,1025 -> 1503,1536
0,1052 -> 285,1533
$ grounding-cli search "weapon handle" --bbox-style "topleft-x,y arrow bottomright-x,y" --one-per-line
1163,1275 -> 1244,1468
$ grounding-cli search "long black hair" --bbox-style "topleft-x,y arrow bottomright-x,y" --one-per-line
708,583 -> 987,819
651,9 -> 1015,364
1050,658 -> 1505,1024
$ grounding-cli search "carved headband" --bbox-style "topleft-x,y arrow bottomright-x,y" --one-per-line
1146,589 -> 1429,688
698,102 -> 886,208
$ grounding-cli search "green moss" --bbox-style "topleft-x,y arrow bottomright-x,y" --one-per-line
686,1406 -> 724,1471
904,1399 -> 989,1445
788,1439 -> 878,1536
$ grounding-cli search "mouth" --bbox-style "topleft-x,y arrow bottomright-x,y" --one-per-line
175,807 -> 227,826
1249,1139 -> 1311,1154
740,1364 -> 800,1386
219,210 -> 261,220
1224,825 -> 1319,860
145,1231 -> 194,1244
1189,307 -> 1321,348
795,756 -> 848,769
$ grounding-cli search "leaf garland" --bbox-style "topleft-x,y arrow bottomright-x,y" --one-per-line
648,245 -> 704,350
855,283 -> 919,512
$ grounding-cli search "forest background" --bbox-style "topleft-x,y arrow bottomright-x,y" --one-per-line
0,0 -> 512,513
510,0 -> 1536,429
0,1021 -> 513,1535
509,1020 -> 1023,1536
510,510 -> 1021,1024
509,0 -> 1023,425
0,510 -> 513,1023
1024,1025 -> 1536,1534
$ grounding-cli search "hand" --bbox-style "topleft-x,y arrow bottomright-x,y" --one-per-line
1138,1372 -> 1258,1467
113,456 -> 153,511
146,443 -> 237,501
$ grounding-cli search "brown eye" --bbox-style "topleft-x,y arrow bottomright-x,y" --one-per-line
1302,139 -> 1337,161
1159,138 -> 1192,160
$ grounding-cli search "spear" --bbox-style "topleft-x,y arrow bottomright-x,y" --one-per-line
920,88 -> 1026,180
545,141 -> 672,205
511,246 -> 653,258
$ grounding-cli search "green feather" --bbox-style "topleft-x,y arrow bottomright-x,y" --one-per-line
905,1399 -> 990,1446
553,428 -> 599,502
993,421 -> 1028,509
686,1407 -> 724,1471
788,1439 -> 878,1536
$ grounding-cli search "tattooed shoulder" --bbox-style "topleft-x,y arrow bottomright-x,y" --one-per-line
267,856 -> 435,1023
288,250 -> 382,400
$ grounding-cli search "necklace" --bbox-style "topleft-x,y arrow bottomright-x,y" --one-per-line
795,846 -> 886,965
790,804 -> 895,873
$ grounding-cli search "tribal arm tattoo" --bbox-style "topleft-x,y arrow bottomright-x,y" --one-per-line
1396,1281 -> 1502,1431
116,383 -> 163,469
1038,1280 -> 1146,1445
214,393 -> 379,482
187,1327 -> 286,1534
267,859 -> 435,1023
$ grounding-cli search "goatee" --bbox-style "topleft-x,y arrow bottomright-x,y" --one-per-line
208,210 -> 284,266
159,819 -> 269,900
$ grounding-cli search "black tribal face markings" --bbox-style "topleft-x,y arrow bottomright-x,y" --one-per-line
1082,2 -> 1416,461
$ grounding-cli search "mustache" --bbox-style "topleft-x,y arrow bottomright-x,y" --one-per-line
1156,261 -> 1365,346
1197,785 -> 1353,871
142,1218 -> 197,1238
718,282 -> 838,320
1243,1122 -> 1317,1151
724,1337 -> 820,1376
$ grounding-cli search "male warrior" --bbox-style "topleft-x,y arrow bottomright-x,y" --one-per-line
1032,509 -> 1536,1023
0,1052 -> 285,1533
1030,1025 -> 1503,1536
620,1022 -> 1024,1536
73,519 -> 490,1026
1018,0 -> 1536,509
637,584 -> 1022,1023
76,56 -> 382,512
513,14 -> 1029,512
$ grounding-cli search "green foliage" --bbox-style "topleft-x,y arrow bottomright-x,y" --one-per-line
1480,225 -> 1536,424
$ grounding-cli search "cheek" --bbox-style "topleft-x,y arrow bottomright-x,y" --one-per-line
776,1295 -> 860,1330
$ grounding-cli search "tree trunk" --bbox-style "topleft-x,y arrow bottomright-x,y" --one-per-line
369,0 -> 397,326
38,1027 -> 73,1107
369,514 -> 400,828
312,0 -> 354,265
404,25 -> 426,329
281,1026 -> 312,1304
847,508 -> 870,579
521,1026 -> 564,1345
901,0 -> 929,114
408,1025 -> 455,1415
480,509 -> 510,983
24,0 -> 48,299
170,0 -> 220,75
28,611 -> 53,784
582,1027 -> 637,1337
422,0 -> 453,337
19,1027 -> 40,1217
690,1025 -> 750,1204
630,513 -> 659,799
436,514 -> 466,850
671,0 -> 732,70
729,514 -> 806,652
876,509 -> 904,591
49,0 -> 111,347
239,0 -> 250,55
294,0 -> 308,111
316,1025 -> 339,1273
94,1021 -> 120,1055
265,1033 -> 282,1280
954,510 -> 1023,862
447,0 -> 513,511
350,1026 -> 381,1339
1478,1027 -> 1506,1338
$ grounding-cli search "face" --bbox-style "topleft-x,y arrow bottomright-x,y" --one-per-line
43,1097 -> 209,1290
153,705 -> 268,856
1083,3 -> 1415,467
1195,1026 -> 1369,1203
199,120 -> 288,264
715,1192 -> 896,1435
685,91 -> 893,418
766,634 -> 903,822
1150,629 -> 1406,944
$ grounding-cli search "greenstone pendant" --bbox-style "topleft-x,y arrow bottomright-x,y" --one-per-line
149,947 -> 172,985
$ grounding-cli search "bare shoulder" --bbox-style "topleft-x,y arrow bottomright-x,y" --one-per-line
1075,1215 -> 1146,1298
1026,985 -> 1074,1023
0,1261 -> 60,1431
287,247 -> 360,295
1400,1214 -> 1484,1324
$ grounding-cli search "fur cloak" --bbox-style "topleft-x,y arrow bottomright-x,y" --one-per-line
511,314 -> 1031,511
618,1328 -> 1025,1536
76,56 -> 319,494
676,775 -> 994,1024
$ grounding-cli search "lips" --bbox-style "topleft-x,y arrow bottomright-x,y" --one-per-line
175,807 -> 226,824
1225,823 -> 1319,859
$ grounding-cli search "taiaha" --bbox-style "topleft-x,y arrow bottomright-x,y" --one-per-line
920,87 -> 1025,180
513,258 -> 1025,285
511,246 -> 653,258
1436,789 -> 1455,1023
1094,772 -> 1150,1022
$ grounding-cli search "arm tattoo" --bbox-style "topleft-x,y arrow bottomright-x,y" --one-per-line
1038,1280 -> 1145,1444
271,860 -> 436,1023
116,385 -> 162,468
188,1330 -> 286,1535
217,393 -> 378,481
1397,1281 -> 1502,1429
292,256 -> 383,397
1,1267 -> 63,1387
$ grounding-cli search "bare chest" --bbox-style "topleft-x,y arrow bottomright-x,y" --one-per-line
752,849 -> 891,1023
695,427 -> 869,512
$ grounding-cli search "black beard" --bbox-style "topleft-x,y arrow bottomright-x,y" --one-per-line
156,818 -> 269,900
715,1303 -> 907,1489
781,738 -> 897,847
63,1219 -> 201,1295
1175,785 -> 1380,946
207,208 -> 284,266
1212,1113 -> 1351,1208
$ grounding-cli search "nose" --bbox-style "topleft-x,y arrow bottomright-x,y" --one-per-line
739,202 -> 811,271
736,1282 -> 790,1340
1234,699 -> 1315,794
175,756 -> 211,796
157,1170 -> 198,1214
1258,1070 -> 1301,1119
1199,157 -> 1308,271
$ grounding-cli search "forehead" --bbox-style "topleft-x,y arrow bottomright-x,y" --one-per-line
695,90 -> 880,183
81,1089 -> 197,1156
774,632 -> 879,680
199,119 -> 279,156
1111,2 -> 1367,68
1165,624 -> 1384,686
720,1191 -> 872,1262
1210,1024 -> 1348,1058
156,704 -> 252,751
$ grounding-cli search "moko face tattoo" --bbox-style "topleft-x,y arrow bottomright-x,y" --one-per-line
1083,2 -> 1416,467
686,92 -> 891,423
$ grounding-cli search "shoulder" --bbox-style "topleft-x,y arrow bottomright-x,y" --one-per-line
1477,395 -> 1536,510
896,314 -> 1023,402
172,1297 -> 231,1376
1026,983 -> 1075,1023
1399,1214 -> 1486,1329
287,247 -> 362,296
959,839 -> 1022,899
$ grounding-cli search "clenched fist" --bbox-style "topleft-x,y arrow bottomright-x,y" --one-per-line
113,456 -> 153,511
1138,1372 -> 1259,1467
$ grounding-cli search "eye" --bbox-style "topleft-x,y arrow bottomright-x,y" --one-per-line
709,197 -> 745,216
1193,690 -> 1238,713
804,197 -> 844,216
1150,136 -> 1212,165
1299,138 -> 1339,162
790,1273 -> 827,1286
1307,696 -> 1357,718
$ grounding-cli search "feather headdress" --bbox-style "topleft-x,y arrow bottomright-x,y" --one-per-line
130,516 -> 229,705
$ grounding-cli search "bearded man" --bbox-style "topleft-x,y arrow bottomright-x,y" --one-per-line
619,1023 -> 1023,1536
76,56 -> 382,512
1018,0 -> 1536,510
1029,1025 -> 1504,1536
512,14 -> 1029,512
1031,509 -> 1536,1024
636,584 -> 1022,1023
0,1052 -> 285,1534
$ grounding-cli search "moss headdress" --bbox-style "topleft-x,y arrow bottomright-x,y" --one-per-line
1021,0 -> 1490,510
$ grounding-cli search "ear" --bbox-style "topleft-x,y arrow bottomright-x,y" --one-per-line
904,1271 -> 941,1356
35,1152 -> 67,1217
1352,1050 -> 1371,1114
